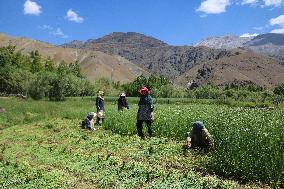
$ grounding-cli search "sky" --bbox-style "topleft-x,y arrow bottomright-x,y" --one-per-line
0,0 -> 284,46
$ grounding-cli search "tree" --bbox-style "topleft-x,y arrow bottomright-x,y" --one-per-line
48,74 -> 67,101
44,57 -> 55,72
28,72 -> 53,100
69,61 -> 83,78
30,50 -> 43,73
274,84 -> 284,96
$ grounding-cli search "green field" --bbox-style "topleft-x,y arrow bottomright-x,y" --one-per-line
0,97 -> 283,188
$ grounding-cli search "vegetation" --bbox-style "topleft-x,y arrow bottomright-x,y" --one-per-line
0,98 -> 254,189
1,44 -> 284,187
104,103 -> 284,187
0,45 -> 95,100
0,98 -> 282,188
120,75 -> 281,106
121,74 -> 175,97
274,83 -> 284,96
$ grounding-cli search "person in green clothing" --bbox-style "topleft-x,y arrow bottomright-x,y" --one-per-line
136,86 -> 154,139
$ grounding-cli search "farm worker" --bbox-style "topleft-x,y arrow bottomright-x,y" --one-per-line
82,112 -> 97,131
118,92 -> 129,111
96,90 -> 105,125
136,86 -> 154,139
186,121 -> 214,149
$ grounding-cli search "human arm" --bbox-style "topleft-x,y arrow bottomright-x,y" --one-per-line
85,118 -> 92,130
96,97 -> 100,110
125,99 -> 129,109
186,131 -> 192,148
187,136 -> 192,148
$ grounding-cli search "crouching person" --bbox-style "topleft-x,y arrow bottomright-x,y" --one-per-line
186,121 -> 214,150
82,112 -> 97,131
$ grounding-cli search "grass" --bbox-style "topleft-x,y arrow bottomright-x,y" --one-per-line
0,118 -> 248,189
0,97 -> 282,188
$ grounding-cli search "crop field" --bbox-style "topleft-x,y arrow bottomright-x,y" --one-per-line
0,97 -> 283,188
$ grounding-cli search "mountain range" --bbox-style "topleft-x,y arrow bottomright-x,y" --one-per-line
1,32 -> 284,89
194,33 -> 284,61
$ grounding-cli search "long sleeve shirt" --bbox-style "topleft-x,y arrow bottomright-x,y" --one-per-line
96,96 -> 104,111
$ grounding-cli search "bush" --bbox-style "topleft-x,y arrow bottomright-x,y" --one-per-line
28,72 -> 53,100
274,84 -> 284,96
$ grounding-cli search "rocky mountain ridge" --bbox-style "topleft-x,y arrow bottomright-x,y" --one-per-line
61,32 -> 284,88
195,33 -> 284,61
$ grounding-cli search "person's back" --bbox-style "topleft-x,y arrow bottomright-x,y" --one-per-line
137,94 -> 153,121
82,112 -> 96,131
118,93 -> 129,111
187,121 -> 213,149
136,87 -> 154,139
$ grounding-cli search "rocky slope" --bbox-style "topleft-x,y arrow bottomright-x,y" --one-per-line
175,48 -> 284,89
194,33 -> 284,62
61,32 -> 284,88
194,35 -> 252,49
3,32 -> 283,88
62,32 -> 234,80
244,33 -> 284,61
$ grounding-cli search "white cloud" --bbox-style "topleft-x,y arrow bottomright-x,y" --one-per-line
270,15 -> 284,26
262,0 -> 284,6
200,14 -> 208,18
241,0 -> 258,5
253,26 -> 264,30
24,0 -> 41,16
65,9 -> 84,23
39,25 -> 53,30
196,0 -> 230,14
39,25 -> 68,38
270,28 -> 284,33
51,28 -> 68,38
240,33 -> 259,37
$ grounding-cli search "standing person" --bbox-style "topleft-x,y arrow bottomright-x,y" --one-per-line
186,121 -> 214,150
96,90 -> 105,125
136,86 -> 154,139
118,92 -> 129,111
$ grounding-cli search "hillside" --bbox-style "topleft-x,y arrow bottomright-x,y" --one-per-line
244,33 -> 284,61
2,32 -> 284,88
176,48 -> 284,89
0,33 -> 148,83
62,32 -> 284,88
62,32 -> 235,80
194,35 -> 252,49
195,33 -> 284,62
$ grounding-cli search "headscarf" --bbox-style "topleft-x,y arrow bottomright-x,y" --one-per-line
97,91 -> 104,100
138,87 -> 150,96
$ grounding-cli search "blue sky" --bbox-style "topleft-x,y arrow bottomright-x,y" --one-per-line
0,0 -> 284,45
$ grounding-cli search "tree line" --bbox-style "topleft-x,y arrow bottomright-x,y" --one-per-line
0,45 -> 95,100
1,45 -> 283,103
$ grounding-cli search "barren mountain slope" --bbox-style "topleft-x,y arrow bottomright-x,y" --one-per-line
176,49 -> 284,89
0,33 -> 148,83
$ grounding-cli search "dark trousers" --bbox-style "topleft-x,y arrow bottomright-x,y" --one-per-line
136,120 -> 153,138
